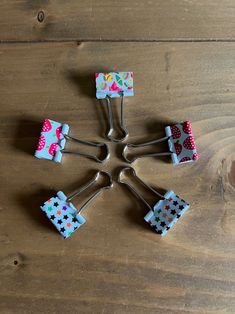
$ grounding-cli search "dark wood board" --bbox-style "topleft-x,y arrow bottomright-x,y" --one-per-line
1,1 -> 235,41
0,42 -> 234,313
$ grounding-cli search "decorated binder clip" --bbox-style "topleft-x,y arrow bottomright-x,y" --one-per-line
95,72 -> 134,142
35,118 -> 109,163
123,120 -> 199,165
40,171 -> 113,238
118,167 -> 190,236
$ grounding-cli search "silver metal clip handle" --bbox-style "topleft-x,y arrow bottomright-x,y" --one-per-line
122,136 -> 171,163
118,167 -> 164,211
62,135 -> 110,163
67,171 -> 113,214
105,92 -> 129,143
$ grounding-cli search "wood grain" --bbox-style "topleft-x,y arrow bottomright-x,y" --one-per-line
0,42 -> 235,313
1,1 -> 235,41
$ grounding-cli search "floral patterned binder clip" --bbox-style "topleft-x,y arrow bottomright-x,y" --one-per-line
95,72 -> 134,142
118,167 -> 190,236
40,171 -> 113,238
123,120 -> 199,165
35,118 -> 109,163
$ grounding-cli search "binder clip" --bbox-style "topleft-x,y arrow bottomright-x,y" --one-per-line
118,167 -> 190,236
35,118 -> 109,163
40,171 -> 113,238
95,72 -> 134,142
123,120 -> 199,165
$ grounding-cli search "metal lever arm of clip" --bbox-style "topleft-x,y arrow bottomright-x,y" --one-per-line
61,134 -> 110,163
118,167 -> 165,211
67,171 -> 113,214
105,92 -> 129,143
122,136 -> 171,163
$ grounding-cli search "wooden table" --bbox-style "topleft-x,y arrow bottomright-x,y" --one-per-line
0,1 -> 235,313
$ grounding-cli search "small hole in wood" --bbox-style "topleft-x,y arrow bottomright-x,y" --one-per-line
14,260 -> 18,265
37,11 -> 45,23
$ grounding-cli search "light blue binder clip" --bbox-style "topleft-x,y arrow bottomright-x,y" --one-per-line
118,167 -> 190,236
35,118 -> 109,163
123,121 -> 199,165
41,171 -> 113,238
95,72 -> 134,143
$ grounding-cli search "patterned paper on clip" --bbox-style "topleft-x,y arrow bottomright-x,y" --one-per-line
35,118 -> 69,163
165,120 -> 199,165
144,191 -> 190,236
95,72 -> 134,99
41,191 -> 86,239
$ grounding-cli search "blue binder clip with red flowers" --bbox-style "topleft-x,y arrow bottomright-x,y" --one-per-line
35,118 -> 109,163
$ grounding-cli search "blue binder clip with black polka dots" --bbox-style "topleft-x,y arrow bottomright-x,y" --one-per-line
41,171 -> 113,238
118,167 -> 190,236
